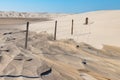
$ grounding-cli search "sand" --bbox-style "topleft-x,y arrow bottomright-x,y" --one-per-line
0,10 -> 120,80
29,10 -> 120,49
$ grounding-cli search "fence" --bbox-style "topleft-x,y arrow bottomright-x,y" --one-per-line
0,17 -> 91,49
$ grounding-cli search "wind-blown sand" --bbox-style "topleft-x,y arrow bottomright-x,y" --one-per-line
0,10 -> 120,80
29,10 -> 120,49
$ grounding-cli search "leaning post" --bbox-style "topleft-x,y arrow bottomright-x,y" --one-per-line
54,20 -> 57,40
25,22 -> 29,49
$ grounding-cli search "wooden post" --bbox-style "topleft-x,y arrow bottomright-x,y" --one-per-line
71,19 -> 74,35
25,22 -> 29,49
54,20 -> 57,40
85,17 -> 88,25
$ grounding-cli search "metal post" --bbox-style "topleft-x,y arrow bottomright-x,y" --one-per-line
25,22 -> 29,49
71,19 -> 74,35
54,20 -> 57,40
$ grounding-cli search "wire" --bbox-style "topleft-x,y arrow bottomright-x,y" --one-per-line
0,75 -> 40,78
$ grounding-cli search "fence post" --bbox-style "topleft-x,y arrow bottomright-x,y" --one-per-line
85,17 -> 88,25
71,19 -> 74,35
54,20 -> 57,40
25,22 -> 29,49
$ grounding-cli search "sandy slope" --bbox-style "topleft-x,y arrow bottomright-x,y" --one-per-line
29,10 -> 120,49
0,10 -> 120,80
0,29 -> 120,80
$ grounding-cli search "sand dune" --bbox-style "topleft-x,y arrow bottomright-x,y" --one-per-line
0,10 -> 120,80
29,10 -> 120,49
0,29 -> 120,80
0,11 -> 67,19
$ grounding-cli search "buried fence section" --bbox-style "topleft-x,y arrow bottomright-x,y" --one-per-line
0,19 -> 91,48
71,19 -> 74,35
25,22 -> 29,49
0,22 -> 29,49
54,20 -> 57,40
